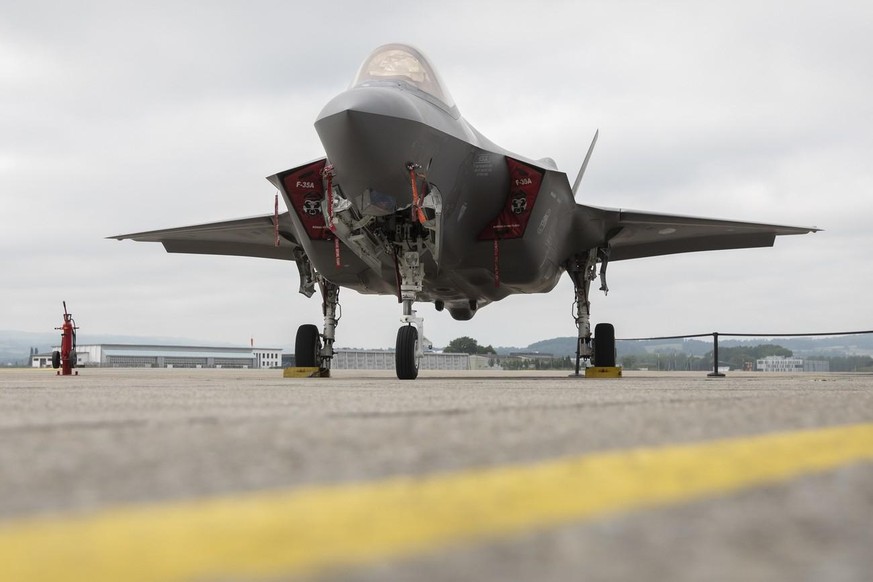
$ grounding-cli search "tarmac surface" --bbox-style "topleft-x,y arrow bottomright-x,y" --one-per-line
1,368 -> 872,581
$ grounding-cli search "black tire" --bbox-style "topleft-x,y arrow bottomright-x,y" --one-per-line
51,351 -> 60,369
70,350 -> 77,368
593,323 -> 616,367
295,324 -> 321,368
395,325 -> 419,380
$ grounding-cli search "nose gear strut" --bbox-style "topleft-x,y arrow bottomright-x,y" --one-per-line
395,244 -> 425,379
292,161 -> 438,380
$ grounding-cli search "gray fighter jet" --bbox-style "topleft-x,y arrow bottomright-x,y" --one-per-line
113,44 -> 818,379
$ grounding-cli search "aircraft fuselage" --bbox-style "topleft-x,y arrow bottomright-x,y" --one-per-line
275,82 -> 577,319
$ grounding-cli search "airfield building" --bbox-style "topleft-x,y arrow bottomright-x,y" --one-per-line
32,344 -> 282,369
756,356 -> 804,372
31,345 -> 471,370
331,349 -> 470,371
756,356 -> 829,373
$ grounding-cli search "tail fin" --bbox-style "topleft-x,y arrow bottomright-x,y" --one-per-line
572,129 -> 599,199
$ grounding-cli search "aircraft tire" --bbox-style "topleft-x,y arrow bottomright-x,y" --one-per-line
395,325 -> 419,380
295,324 -> 321,368
51,351 -> 60,369
593,323 -> 616,367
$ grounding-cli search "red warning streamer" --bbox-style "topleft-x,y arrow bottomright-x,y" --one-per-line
274,193 -> 280,247
322,165 -> 341,268
324,167 -> 336,233
408,165 -> 427,224
493,238 -> 500,288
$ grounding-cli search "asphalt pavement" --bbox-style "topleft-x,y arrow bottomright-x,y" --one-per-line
1,368 -> 871,581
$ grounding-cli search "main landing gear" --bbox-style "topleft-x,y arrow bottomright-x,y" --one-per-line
568,248 -> 616,374
294,277 -> 340,374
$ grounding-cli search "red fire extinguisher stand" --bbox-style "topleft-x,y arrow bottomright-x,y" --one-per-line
52,301 -> 78,376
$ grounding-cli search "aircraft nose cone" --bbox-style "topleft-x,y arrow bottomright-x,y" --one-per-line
314,86 -> 432,214
316,86 -> 424,125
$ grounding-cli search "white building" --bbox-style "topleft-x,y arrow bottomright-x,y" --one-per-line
253,348 -> 283,369
756,356 -> 804,372
32,344 -> 282,369
331,349 -> 469,370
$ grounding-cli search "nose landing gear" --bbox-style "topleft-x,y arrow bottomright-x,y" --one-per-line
395,247 -> 425,380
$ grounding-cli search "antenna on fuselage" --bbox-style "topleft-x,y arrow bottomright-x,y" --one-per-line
572,129 -> 599,199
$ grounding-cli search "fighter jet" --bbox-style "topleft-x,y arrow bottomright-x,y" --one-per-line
113,43 -> 818,379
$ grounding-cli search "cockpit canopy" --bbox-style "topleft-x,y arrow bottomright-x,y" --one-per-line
351,44 -> 457,113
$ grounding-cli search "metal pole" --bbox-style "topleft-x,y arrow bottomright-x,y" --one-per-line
708,332 -> 725,377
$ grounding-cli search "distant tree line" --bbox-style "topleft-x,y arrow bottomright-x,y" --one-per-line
814,355 -> 873,372
445,336 -> 873,372
443,336 -> 496,355
708,344 -> 793,370
501,356 -> 574,370
619,343 -> 873,372
619,352 -> 709,371
443,337 -> 575,369
620,344 -> 793,371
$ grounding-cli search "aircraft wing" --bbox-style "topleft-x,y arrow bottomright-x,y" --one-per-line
110,213 -> 302,261
574,205 -> 819,261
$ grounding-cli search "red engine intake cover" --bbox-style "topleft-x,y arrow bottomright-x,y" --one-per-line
478,157 -> 544,240
282,160 -> 333,240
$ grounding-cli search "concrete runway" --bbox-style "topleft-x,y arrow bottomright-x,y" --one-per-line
1,368 -> 872,581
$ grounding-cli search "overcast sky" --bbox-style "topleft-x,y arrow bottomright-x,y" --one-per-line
2,1 -> 871,350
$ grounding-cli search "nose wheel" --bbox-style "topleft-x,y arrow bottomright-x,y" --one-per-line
396,325 -> 420,380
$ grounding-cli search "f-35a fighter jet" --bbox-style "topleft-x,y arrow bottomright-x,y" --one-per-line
114,44 -> 817,379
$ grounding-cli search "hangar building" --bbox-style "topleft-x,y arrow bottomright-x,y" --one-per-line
33,345 -> 477,371
331,349 -> 470,370
32,344 -> 282,369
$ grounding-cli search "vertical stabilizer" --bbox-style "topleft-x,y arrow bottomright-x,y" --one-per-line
572,129 -> 599,198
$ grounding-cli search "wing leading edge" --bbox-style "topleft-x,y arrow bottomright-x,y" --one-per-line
109,213 -> 301,261
573,204 -> 819,262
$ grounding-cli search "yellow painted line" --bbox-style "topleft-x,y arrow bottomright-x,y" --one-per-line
2,423 -> 873,582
